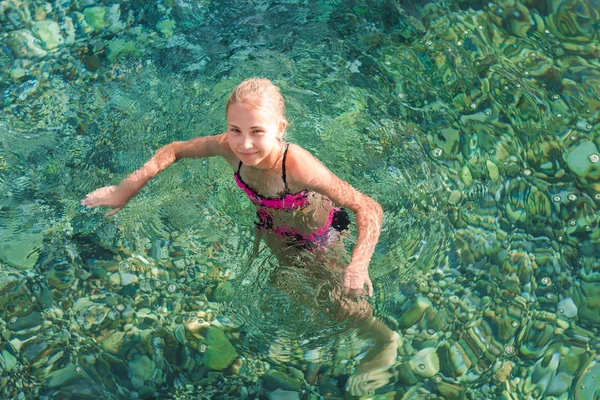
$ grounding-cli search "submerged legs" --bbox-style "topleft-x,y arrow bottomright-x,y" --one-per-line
335,293 -> 399,396
264,238 -> 399,396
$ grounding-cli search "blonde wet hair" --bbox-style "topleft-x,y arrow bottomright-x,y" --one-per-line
226,78 -> 288,138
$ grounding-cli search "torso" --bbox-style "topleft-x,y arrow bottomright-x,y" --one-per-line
230,142 -> 337,237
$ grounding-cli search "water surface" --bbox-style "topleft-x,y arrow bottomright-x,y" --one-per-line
0,0 -> 598,398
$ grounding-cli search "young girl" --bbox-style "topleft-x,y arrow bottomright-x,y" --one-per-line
81,78 -> 398,395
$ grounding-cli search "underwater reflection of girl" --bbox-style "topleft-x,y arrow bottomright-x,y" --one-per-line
81,78 -> 399,395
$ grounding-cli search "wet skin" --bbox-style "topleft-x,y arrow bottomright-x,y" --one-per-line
81,101 -> 398,394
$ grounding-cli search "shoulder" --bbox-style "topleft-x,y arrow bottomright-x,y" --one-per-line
173,133 -> 238,169
286,143 -> 324,170
286,143 -> 313,162
211,133 -> 238,167
285,143 -> 368,211
285,143 -> 335,187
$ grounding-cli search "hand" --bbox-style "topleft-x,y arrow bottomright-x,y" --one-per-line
81,185 -> 129,217
343,264 -> 373,298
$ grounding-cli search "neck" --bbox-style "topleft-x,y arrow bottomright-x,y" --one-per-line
254,140 -> 285,171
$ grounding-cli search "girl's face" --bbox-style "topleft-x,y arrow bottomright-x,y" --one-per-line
226,102 -> 286,168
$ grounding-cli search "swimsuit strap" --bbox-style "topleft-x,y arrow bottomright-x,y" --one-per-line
282,142 -> 290,193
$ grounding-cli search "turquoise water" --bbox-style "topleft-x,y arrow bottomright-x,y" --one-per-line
1,0 -> 599,398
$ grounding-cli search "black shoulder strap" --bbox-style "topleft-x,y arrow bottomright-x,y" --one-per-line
237,160 -> 242,174
282,143 -> 290,193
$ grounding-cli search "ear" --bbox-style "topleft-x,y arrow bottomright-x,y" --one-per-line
278,119 -> 287,135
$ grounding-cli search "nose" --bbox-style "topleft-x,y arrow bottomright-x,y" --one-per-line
240,135 -> 254,149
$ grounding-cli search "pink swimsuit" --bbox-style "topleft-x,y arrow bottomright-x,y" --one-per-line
234,143 -> 350,251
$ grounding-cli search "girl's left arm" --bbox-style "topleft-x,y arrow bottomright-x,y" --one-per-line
288,146 -> 383,297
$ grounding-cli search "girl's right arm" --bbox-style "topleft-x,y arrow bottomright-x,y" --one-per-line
81,133 -> 232,216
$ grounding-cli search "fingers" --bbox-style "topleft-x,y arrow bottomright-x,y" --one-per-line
81,196 -> 95,207
81,195 -> 103,208
81,190 -> 102,207
81,186 -> 116,205
343,282 -> 366,299
343,273 -> 374,298
343,280 -> 351,296
81,186 -> 120,210
80,188 -> 124,216
104,207 -> 123,217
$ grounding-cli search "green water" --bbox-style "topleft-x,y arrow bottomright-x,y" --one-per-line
0,0 -> 599,398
